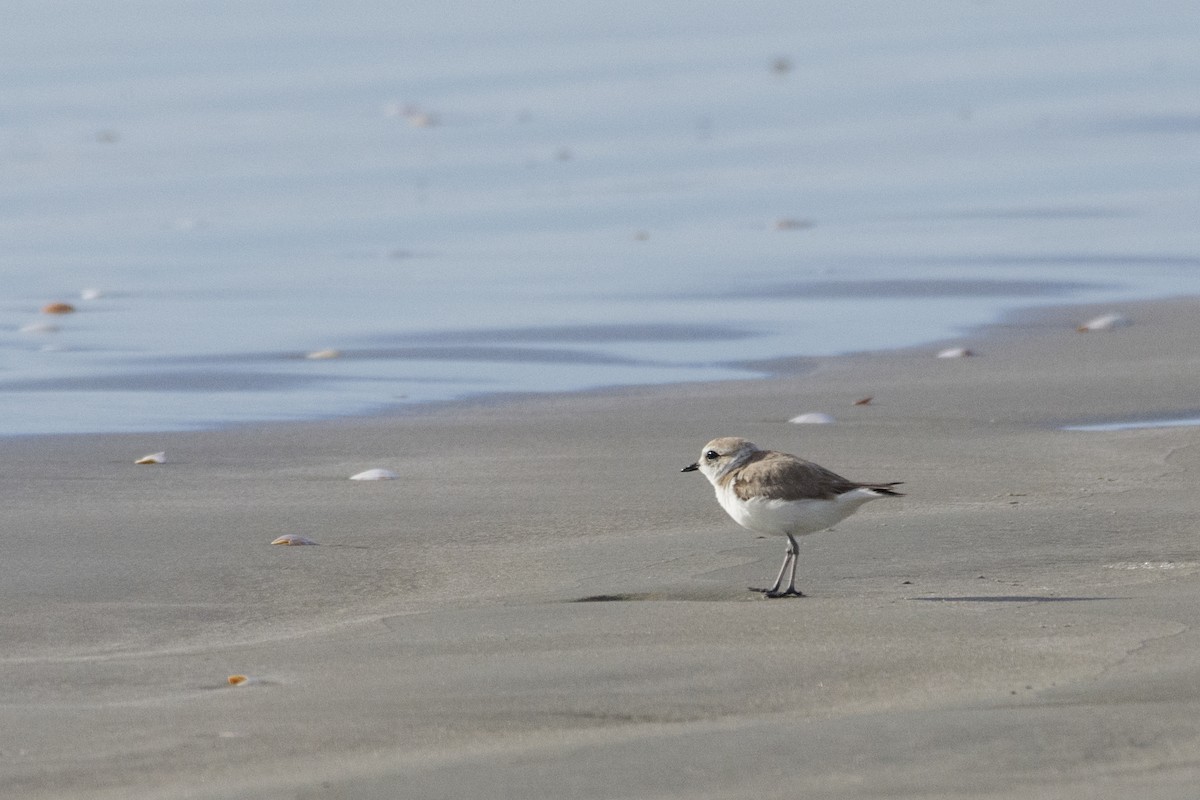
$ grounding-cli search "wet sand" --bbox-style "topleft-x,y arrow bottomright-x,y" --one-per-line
4,296 -> 1200,799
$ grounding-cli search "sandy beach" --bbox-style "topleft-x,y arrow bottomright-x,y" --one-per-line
5,295 -> 1200,799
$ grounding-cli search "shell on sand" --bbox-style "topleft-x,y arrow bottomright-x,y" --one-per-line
1077,313 -> 1128,332
789,412 -> 834,424
937,347 -> 973,359
271,534 -> 319,546
227,675 -> 266,687
134,452 -> 166,464
349,468 -> 398,481
41,302 -> 76,314
80,288 -> 104,300
305,348 -> 342,360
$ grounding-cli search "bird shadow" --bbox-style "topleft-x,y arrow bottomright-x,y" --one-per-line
573,593 -> 652,603
570,588 -> 759,603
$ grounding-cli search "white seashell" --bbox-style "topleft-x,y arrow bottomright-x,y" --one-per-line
305,348 -> 342,360
1077,313 -> 1127,332
271,534 -> 318,546
19,322 -> 60,334
135,452 -> 166,464
789,412 -> 834,424
350,468 -> 398,481
80,288 -> 104,300
937,347 -> 973,359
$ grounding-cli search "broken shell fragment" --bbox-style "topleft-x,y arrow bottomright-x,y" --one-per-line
271,534 -> 319,546
135,452 -> 166,464
853,396 -> 873,406
789,412 -> 834,424
19,322 -> 60,334
350,468 -> 398,481
937,347 -> 973,359
80,288 -> 104,300
305,348 -> 342,360
1077,313 -> 1127,332
227,675 -> 266,687
41,302 -> 76,314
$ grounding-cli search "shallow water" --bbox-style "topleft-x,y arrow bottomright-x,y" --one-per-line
3,1 -> 1198,435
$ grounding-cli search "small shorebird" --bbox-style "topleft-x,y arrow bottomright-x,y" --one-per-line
682,437 -> 902,597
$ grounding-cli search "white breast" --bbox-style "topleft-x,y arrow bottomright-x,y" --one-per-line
714,483 -> 881,537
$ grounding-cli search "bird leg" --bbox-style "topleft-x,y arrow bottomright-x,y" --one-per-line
776,534 -> 805,597
750,535 -> 805,597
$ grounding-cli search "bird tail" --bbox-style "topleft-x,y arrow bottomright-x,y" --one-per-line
863,482 -> 904,497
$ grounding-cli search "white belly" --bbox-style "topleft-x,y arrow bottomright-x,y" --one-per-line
715,484 -> 881,537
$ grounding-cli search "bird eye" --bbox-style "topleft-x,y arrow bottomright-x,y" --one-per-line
704,450 -> 719,460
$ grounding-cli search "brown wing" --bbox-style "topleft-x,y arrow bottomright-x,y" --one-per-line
731,450 -> 861,501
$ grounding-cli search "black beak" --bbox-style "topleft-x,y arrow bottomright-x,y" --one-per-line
681,462 -> 699,473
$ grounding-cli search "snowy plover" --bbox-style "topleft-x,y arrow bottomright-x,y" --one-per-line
683,437 -> 902,597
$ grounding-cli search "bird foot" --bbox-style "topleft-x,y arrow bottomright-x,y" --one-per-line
750,587 -> 805,598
